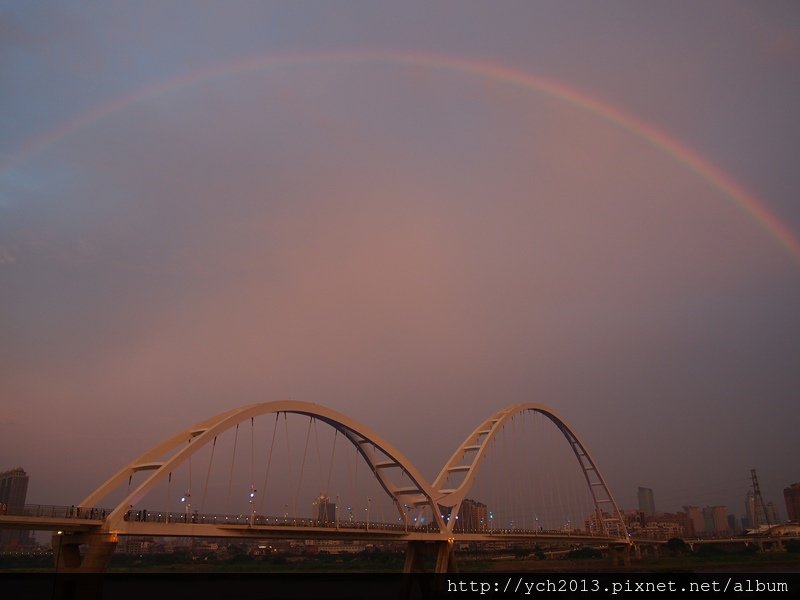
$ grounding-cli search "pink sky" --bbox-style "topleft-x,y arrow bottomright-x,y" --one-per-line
1,2 -> 799,519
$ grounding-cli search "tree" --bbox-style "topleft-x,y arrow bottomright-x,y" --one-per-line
665,538 -> 688,556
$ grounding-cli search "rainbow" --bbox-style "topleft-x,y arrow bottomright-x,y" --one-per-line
3,50 -> 799,263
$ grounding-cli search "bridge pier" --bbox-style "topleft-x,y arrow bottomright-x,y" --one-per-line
608,542 -> 631,567
632,543 -> 660,560
53,531 -> 117,573
404,540 -> 458,573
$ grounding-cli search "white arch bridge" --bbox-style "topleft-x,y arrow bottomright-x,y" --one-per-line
2,401 -> 632,572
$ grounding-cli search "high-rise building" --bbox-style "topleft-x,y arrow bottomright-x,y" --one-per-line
740,514 -> 752,530
637,487 -> 656,517
0,468 -> 28,513
727,513 -> 739,533
785,483 -> 800,522
765,502 -> 780,525
711,506 -> 729,533
457,498 -> 488,532
313,495 -> 337,522
0,468 -> 32,550
702,506 -> 728,535
683,506 -> 705,534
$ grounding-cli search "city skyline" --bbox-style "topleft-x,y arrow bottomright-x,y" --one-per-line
2,3 -> 799,526
0,447 -> 795,530
4,467 -> 798,541
2,456 -> 798,553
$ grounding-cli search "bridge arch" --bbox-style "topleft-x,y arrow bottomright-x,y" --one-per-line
80,401 -> 446,532
431,403 -> 627,537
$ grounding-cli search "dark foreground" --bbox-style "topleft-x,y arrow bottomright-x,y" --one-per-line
2,546 -> 800,572
3,570 -> 799,600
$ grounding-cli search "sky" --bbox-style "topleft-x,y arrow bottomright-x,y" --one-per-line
1,1 -> 799,522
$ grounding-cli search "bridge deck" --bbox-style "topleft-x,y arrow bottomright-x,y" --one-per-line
0,514 -> 623,544
0,515 -> 103,532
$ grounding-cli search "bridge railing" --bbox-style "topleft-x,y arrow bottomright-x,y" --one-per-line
117,510 -> 610,537
0,504 -> 111,519
121,510 -> 440,533
0,504 -> 439,532
2,505 -> 616,538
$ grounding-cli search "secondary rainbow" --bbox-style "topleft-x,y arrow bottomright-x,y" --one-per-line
3,50 -> 799,263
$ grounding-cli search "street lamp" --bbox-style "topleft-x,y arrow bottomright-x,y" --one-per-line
181,492 -> 191,522
248,486 -> 257,526
54,531 -> 63,573
366,498 -> 371,531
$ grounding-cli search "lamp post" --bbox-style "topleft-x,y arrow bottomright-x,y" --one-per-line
181,492 -> 191,523
54,531 -> 63,573
366,498 -> 371,531
248,486 -> 257,526
335,495 -> 340,531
